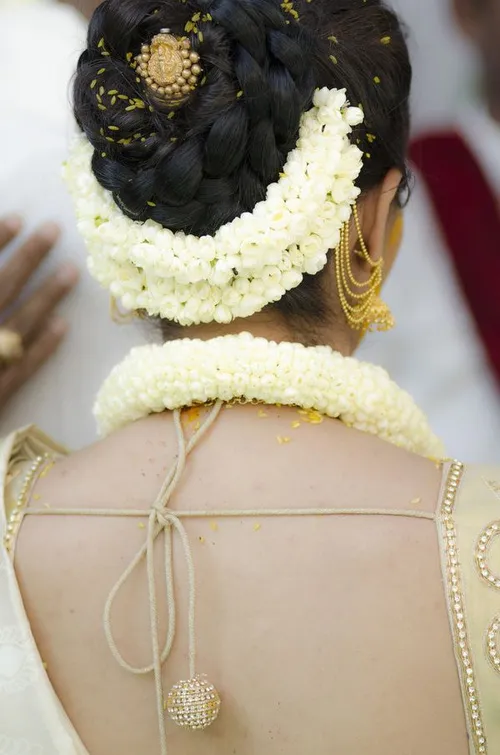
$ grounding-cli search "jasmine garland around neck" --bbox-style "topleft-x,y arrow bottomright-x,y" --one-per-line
95,332 -> 444,459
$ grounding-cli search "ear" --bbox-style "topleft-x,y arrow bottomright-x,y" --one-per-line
359,168 -> 402,270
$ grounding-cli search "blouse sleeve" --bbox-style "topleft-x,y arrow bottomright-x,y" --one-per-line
441,463 -> 500,754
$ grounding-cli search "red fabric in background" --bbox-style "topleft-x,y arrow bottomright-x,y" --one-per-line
410,132 -> 500,390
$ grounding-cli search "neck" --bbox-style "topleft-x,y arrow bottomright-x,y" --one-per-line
177,314 -> 358,356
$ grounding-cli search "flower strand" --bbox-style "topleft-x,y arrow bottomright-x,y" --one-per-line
95,333 -> 444,459
65,88 -> 364,326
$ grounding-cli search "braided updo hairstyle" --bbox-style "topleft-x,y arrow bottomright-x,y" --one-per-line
73,0 -> 411,331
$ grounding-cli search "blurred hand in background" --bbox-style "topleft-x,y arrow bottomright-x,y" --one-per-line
0,217 -> 78,410
0,0 -> 145,446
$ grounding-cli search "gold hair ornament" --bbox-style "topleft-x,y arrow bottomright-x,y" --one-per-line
135,29 -> 202,102
335,204 -> 394,333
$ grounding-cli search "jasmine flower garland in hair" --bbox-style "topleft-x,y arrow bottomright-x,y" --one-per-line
64,88 -> 364,326
94,332 -> 445,459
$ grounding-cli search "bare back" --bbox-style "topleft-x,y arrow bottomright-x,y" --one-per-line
12,405 -> 468,755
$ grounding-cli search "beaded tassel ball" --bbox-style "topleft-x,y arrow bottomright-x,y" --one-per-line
166,675 -> 221,730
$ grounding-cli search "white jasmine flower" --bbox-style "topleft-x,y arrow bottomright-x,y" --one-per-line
65,88 -> 364,326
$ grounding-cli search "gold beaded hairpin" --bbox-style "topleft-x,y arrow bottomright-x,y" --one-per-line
136,29 -> 202,102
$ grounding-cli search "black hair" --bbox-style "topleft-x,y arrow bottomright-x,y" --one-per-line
73,0 -> 411,333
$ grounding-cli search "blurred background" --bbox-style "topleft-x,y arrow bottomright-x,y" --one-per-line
360,0 -> 500,463
394,0 -> 476,132
1,0 -> 499,463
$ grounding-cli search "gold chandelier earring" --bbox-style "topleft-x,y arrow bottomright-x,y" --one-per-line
335,204 -> 395,333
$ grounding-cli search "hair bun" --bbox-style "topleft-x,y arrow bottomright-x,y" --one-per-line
74,0 -> 411,239
73,0 -> 315,235
71,0 -> 412,330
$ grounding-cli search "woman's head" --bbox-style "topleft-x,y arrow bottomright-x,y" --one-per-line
72,0 -> 411,347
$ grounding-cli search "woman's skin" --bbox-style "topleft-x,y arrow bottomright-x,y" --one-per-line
0,218 -> 78,408
13,173 -> 470,755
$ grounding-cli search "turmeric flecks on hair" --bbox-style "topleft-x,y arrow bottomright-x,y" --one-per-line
281,0 -> 299,19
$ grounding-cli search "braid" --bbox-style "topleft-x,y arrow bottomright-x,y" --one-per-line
74,0 -> 314,236
74,0 -> 411,332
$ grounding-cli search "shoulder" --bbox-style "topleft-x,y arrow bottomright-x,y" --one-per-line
436,462 -> 500,537
438,462 -> 500,749
0,427 -> 66,552
453,462 -> 500,522
0,426 -> 67,491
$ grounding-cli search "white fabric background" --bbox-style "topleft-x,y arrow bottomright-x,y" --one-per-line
391,0 -> 477,132
0,0 -> 149,449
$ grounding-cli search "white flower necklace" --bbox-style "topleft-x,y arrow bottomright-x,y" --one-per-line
95,332 -> 444,458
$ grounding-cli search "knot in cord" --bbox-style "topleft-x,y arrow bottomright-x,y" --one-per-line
102,402 -> 223,755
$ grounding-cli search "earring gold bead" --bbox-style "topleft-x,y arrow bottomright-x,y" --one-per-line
135,29 -> 202,103
335,204 -> 395,333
